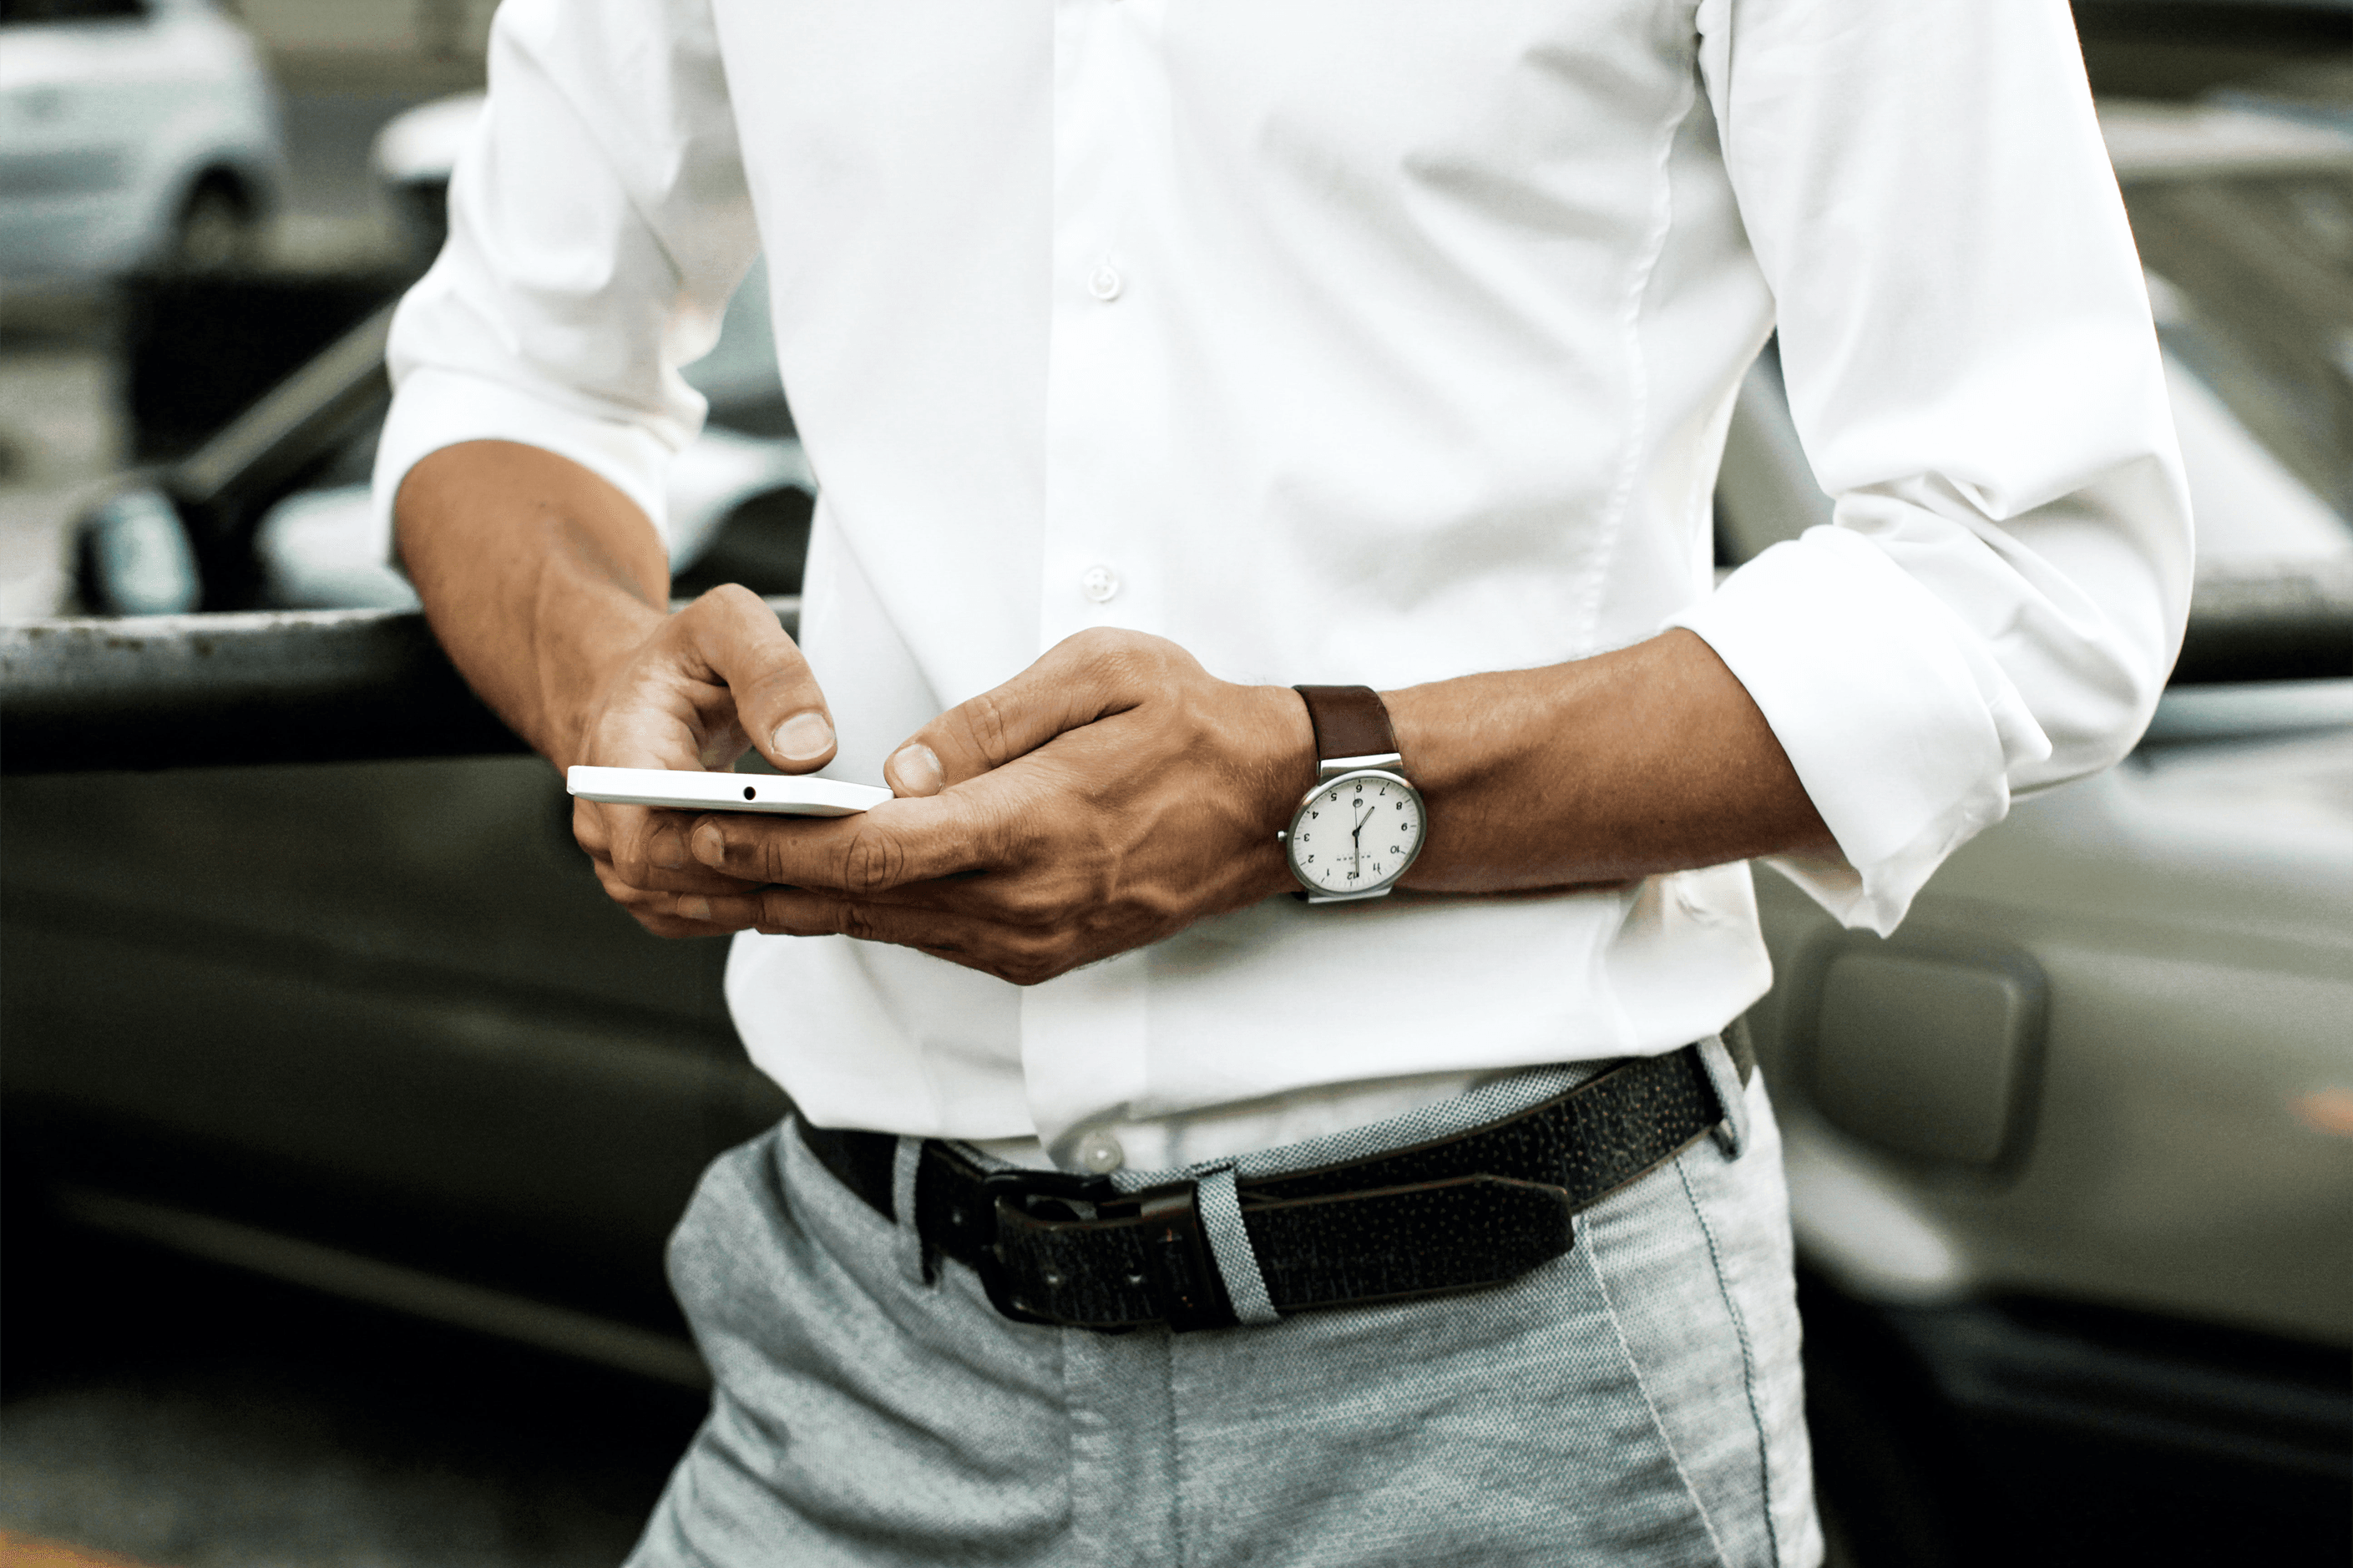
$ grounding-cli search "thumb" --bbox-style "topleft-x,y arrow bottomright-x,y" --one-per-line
884,630 -> 1171,797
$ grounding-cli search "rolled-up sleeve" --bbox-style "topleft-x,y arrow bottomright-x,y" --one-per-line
370,0 -> 758,549
1672,0 -> 2194,933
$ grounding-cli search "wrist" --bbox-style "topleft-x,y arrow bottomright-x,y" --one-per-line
1246,682 -> 1320,898
1275,683 -> 1434,903
541,596 -> 670,771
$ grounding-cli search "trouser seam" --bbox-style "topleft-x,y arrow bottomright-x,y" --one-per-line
1582,1211 -> 1736,1568
1678,1153 -> 1781,1568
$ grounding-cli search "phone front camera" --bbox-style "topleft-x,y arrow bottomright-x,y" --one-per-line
743,787 -> 757,800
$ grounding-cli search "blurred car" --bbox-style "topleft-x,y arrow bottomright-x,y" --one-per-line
368,89 -> 479,269
0,0 -> 284,280
5,87 -> 2350,1568
64,89 -> 807,618
1718,98 -> 2353,1567
73,252 -> 812,617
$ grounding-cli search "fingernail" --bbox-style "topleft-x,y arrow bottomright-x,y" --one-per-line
677,896 -> 712,923
650,829 -> 687,870
888,743 -> 944,797
691,822 -> 727,864
774,711 -> 835,761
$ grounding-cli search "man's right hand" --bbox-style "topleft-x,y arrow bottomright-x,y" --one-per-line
568,585 -> 839,938
396,441 -> 837,940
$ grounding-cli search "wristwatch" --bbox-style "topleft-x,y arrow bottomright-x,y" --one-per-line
1279,685 -> 1427,903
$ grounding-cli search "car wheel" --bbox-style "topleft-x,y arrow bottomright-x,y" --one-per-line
168,179 -> 261,275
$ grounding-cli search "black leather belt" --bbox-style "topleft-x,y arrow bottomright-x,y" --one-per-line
798,1035 -> 1751,1333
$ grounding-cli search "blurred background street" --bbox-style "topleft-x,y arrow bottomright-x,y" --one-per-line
0,3 -> 483,615
3,3 -> 2349,1566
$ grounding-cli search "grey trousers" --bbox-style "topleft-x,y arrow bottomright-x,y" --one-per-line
628,1061 -> 1824,1568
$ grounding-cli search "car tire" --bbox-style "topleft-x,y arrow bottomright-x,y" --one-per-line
167,177 -> 262,275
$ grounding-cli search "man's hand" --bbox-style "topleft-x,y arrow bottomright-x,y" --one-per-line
679,629 -> 1314,985
395,440 -> 845,941
569,586 -> 843,938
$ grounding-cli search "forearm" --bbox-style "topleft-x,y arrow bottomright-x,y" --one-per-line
394,439 -> 671,769
682,625 -> 1839,984
1384,630 -> 1836,895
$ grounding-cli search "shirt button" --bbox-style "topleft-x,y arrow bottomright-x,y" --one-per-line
1080,564 -> 1120,603
1087,264 -> 1123,301
1076,1130 -> 1125,1175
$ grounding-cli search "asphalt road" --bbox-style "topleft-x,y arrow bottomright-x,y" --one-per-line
0,1216 -> 702,1568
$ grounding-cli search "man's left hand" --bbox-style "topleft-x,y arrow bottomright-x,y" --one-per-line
682,629 -> 1313,985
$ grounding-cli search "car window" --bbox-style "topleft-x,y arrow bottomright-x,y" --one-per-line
2155,306 -> 2353,566
2126,169 -> 2353,529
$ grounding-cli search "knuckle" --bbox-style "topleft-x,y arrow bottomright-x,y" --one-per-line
998,940 -> 1069,988
751,837 -> 796,884
750,893 -> 805,935
837,823 -> 907,895
708,824 -> 780,884
609,836 -> 655,887
572,808 -> 610,857
957,690 -> 1015,764
994,878 -> 1061,927
694,582 -> 762,620
1072,624 -> 1156,671
1066,625 -> 1126,661
591,858 -> 644,898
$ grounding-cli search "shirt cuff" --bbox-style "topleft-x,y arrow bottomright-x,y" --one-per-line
1667,527 -> 2043,935
369,364 -> 677,569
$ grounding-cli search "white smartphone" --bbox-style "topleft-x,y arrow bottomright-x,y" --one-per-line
566,766 -> 893,817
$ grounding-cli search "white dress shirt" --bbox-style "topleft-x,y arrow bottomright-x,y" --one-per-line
374,0 -> 2192,1171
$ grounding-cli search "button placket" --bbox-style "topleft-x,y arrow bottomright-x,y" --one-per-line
1041,0 -> 1167,654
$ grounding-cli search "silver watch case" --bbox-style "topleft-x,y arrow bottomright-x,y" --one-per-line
1278,753 -> 1425,903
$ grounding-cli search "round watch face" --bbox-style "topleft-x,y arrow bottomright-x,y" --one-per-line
1285,769 -> 1425,898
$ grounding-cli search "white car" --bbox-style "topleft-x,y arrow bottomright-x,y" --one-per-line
0,0 -> 283,280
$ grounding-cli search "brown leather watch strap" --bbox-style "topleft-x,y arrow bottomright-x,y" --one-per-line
1293,685 -> 1399,763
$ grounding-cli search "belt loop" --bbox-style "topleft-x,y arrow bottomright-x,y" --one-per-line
1700,1035 -> 1750,1159
1194,1166 -> 1280,1326
892,1137 -> 934,1287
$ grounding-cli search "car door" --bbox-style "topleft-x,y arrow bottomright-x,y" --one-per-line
2,714 -> 790,1337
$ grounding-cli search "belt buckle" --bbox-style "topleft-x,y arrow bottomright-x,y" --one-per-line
974,1166 -> 1117,1327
